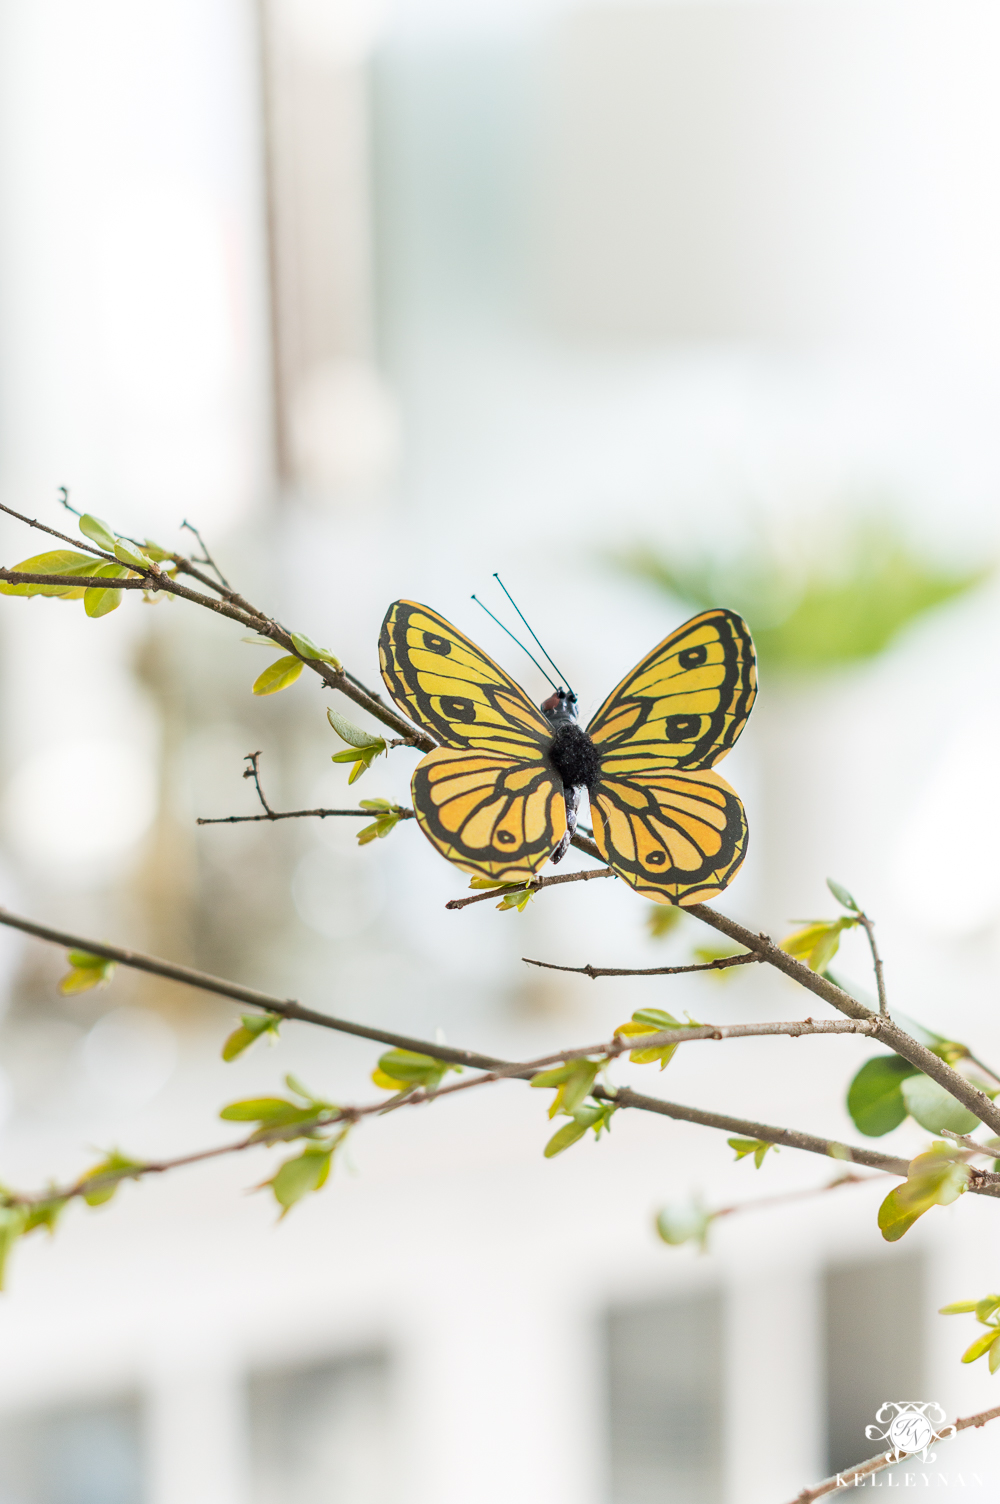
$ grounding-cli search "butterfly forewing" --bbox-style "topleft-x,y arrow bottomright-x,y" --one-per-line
380,601 -> 567,880
380,600 -> 554,754
586,608 -> 756,771
586,608 -> 755,904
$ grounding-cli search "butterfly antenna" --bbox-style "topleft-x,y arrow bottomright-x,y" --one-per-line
492,574 -> 575,698
470,595 -> 559,692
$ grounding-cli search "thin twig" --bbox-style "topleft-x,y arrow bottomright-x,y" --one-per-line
198,808 -> 415,826
181,519 -> 230,588
788,1403 -> 1000,1503
712,1171 -> 890,1223
243,750 -> 274,813
445,864 -> 614,909
856,908 -> 888,1017
939,1128 -> 1000,1155
522,952 -> 760,979
196,750 -> 415,825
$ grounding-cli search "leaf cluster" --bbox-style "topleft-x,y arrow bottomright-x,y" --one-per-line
219,1075 -> 349,1217
940,1294 -> 1000,1375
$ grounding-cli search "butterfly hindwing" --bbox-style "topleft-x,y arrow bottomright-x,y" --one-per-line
589,763 -> 748,906
380,600 -> 554,755
586,608 -> 756,772
412,746 -> 567,882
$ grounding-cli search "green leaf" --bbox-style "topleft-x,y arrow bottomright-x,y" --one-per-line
284,1072 -> 318,1103
781,917 -> 857,971
496,886 -> 534,912
989,1336 -> 1000,1374
326,708 -> 384,749
290,632 -> 341,668
976,1294 -> 1000,1323
962,1329 -> 999,1364
83,563 -> 128,618
615,1008 -> 694,1069
531,1059 -> 599,1119
252,656 -> 304,695
939,1300 -> 979,1314
0,1207 -> 27,1289
218,1096 -> 313,1126
80,1151 -> 143,1207
356,805 -> 402,845
221,1012 -> 282,1062
59,955 -> 116,995
0,550 -> 104,598
22,1198 -> 65,1236
878,1144 -> 971,1243
79,513 -> 117,551
847,1055 -> 920,1137
67,949 -> 108,968
268,1145 -> 333,1216
827,877 -> 859,911
112,540 -> 152,571
544,1102 -> 616,1157
371,1049 -> 460,1092
655,1199 -> 713,1251
728,1136 -> 777,1168
241,633 -> 279,646
647,904 -> 683,939
900,1074 -> 982,1136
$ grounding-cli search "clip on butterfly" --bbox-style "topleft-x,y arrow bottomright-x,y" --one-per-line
378,589 -> 756,907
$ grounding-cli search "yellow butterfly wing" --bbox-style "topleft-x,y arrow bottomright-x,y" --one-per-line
380,601 -> 566,880
586,609 -> 756,904
411,746 -> 567,882
589,763 -> 748,906
380,600 -> 554,754
586,607 -> 756,771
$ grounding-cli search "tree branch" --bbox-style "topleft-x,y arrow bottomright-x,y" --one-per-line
788,1403 -> 1000,1502
445,864 -> 614,910
522,952 -> 760,979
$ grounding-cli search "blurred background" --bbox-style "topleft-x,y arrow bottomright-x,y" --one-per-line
1,0 -> 1000,1499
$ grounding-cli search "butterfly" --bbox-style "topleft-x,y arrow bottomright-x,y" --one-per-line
379,600 -> 756,906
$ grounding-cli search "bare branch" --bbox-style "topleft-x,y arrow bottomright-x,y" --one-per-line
445,864 -> 614,910
522,952 -> 760,979
198,808 -> 415,827
180,519 -> 230,588
856,908 -> 888,1017
788,1403 -> 1000,1502
196,749 -> 416,826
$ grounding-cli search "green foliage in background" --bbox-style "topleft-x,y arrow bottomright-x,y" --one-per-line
615,517 -> 990,673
